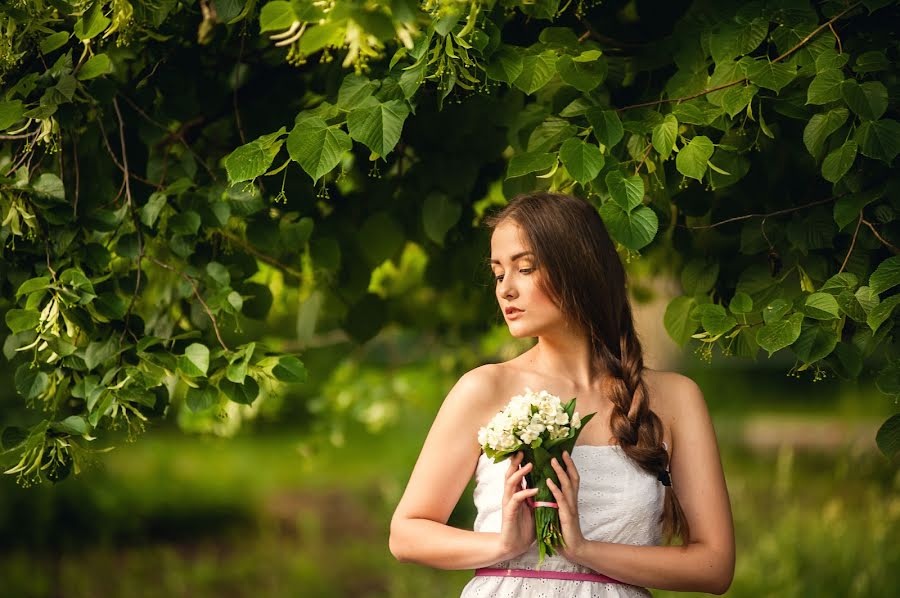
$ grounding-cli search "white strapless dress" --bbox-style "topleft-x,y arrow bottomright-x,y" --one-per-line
459,444 -> 666,597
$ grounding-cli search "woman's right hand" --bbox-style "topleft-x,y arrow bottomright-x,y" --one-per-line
498,451 -> 539,560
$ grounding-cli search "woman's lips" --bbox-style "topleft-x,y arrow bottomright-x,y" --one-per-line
505,309 -> 524,320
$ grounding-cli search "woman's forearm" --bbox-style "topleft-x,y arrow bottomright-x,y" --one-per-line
570,540 -> 734,595
390,518 -> 509,570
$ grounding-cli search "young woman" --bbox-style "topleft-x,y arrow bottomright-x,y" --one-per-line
389,192 -> 735,597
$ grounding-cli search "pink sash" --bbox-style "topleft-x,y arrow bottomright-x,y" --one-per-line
474,567 -> 624,583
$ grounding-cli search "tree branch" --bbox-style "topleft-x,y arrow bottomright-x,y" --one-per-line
113,96 -> 145,344
616,2 -> 863,112
676,195 -> 843,230
861,218 -> 900,254
838,212 -> 862,273
148,256 -> 230,352
216,229 -> 304,279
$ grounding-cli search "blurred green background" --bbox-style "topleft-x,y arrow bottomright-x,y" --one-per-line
1,323 -> 897,598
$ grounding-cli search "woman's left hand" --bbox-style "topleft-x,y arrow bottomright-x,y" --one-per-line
546,450 -> 587,562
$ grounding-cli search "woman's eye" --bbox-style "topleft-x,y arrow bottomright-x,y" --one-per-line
495,268 -> 532,282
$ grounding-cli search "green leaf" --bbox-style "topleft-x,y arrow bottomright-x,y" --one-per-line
287,116 -> 352,182
853,119 -> 900,163
746,59 -> 797,93
876,414 -> 900,458
33,173 -> 65,201
5,309 -> 39,333
801,292 -> 841,320
814,48 -> 848,72
74,2 -> 111,40
1,426 -> 28,450
346,99 -> 409,157
220,378 -> 260,405
484,46 -> 524,84
664,295 -> 699,346
556,54 -> 606,92
178,343 -> 210,377
215,0 -> 246,22
0,100 -> 24,131
756,312 -> 804,357
604,170 -> 644,210
272,356 -> 308,383
507,152 -> 556,178
699,304 -> 737,335
803,108 -> 848,160
869,256 -> 900,295
792,321 -> 839,364
77,53 -> 112,80
598,202 -> 658,251
821,141 -> 857,183
223,127 -> 287,185
141,192 -> 167,228
651,114 -> 678,160
720,84 -> 758,117
40,31 -> 69,54
186,385 -> 218,412
841,80 -> 888,121
422,193 -> 461,245
868,294 -> 900,333
729,292 -> 753,314
15,365 -> 49,400
586,108 -> 623,149
51,416 -> 89,436
806,69 -> 843,105
84,338 -> 118,371
681,259 -> 719,294
558,138 -> 603,184
513,50 -> 557,95
16,277 -> 51,298
337,74 -> 377,110
259,1 -> 296,32
853,50 -> 890,74
676,135 -> 714,180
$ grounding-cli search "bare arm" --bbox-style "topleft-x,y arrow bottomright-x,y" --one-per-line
568,375 -> 736,594
389,366 -> 511,569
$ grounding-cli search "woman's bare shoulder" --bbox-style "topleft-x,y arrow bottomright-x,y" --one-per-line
643,368 -> 705,417
448,362 -> 516,415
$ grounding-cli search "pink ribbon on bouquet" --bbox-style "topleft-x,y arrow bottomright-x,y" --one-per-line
521,468 -> 559,509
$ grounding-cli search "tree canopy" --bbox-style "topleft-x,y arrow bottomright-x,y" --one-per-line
1,0 -> 898,485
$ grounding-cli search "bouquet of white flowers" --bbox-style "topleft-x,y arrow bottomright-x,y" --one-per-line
478,388 -> 596,565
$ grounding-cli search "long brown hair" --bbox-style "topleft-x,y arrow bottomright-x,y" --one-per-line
484,191 -> 690,545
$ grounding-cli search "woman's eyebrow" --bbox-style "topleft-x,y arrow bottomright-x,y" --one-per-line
488,251 -> 534,265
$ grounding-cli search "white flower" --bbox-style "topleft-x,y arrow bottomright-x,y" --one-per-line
571,411 -> 581,428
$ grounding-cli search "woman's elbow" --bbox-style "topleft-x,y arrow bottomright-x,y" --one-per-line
389,520 -> 410,563
708,554 -> 735,594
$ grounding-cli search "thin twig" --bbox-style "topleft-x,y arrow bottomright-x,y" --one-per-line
634,143 -> 653,175
616,2 -> 863,112
72,133 -> 79,217
677,195 -> 842,230
838,212 -> 862,273
113,95 -> 145,343
234,25 -> 247,145
97,116 -> 163,189
216,229 -> 304,279
0,133 -> 33,140
148,256 -> 230,351
828,22 -> 843,55
862,218 -> 900,254
117,94 -> 218,182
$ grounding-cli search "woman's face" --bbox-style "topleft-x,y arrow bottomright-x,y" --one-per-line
490,219 -> 565,338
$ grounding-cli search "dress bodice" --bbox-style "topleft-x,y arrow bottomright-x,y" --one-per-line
471,444 -> 666,575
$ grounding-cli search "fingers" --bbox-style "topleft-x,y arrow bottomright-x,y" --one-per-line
562,450 -> 579,486
503,452 -> 532,501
